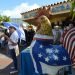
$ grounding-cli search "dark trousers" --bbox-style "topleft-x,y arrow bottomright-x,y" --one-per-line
19,40 -> 27,52
9,49 -> 18,70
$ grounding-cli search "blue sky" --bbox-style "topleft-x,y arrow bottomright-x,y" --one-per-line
0,0 -> 65,18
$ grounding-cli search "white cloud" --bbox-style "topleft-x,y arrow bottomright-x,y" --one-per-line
1,3 -> 40,18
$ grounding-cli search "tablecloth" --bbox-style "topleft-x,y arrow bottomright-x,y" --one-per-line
19,47 -> 39,75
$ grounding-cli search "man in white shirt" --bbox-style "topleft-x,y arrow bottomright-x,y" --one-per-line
2,26 -> 19,73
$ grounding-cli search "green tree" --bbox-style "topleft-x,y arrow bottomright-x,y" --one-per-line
2,16 -> 10,22
0,15 -> 10,26
0,15 -> 10,23
0,15 -> 3,22
70,0 -> 75,20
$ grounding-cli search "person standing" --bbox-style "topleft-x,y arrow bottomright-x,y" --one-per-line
27,25 -> 35,46
1,26 -> 19,73
23,28 -> 28,46
18,25 -> 27,52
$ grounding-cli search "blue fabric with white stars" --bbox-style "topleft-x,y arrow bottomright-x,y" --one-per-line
32,40 -> 71,73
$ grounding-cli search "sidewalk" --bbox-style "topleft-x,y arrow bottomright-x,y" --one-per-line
0,53 -> 12,69
0,49 -> 19,75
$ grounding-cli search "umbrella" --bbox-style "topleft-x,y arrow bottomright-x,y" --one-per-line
3,22 -> 19,29
2,22 -> 23,38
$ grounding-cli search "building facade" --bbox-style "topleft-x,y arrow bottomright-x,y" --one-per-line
21,0 -> 73,26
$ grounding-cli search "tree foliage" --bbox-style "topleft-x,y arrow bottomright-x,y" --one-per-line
70,0 -> 75,20
0,15 -> 10,23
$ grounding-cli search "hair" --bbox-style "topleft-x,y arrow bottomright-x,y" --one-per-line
36,15 -> 53,36
9,26 -> 16,30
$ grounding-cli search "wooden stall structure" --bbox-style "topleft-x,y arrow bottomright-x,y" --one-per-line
21,0 -> 72,26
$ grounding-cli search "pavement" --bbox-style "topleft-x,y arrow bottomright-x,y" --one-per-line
0,48 -> 19,75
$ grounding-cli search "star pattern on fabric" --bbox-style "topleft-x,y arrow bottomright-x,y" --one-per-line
39,45 -> 43,48
46,48 -> 53,54
45,57 -> 49,62
63,56 -> 67,61
32,40 -> 71,66
38,53 -> 42,58
54,49 -> 59,53
53,54 -> 58,61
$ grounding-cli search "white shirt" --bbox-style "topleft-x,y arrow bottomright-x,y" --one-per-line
8,31 -> 19,49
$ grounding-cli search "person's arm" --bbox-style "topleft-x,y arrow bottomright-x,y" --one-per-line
0,34 -> 5,39
3,34 -> 18,46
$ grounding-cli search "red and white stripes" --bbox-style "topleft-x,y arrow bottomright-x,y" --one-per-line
60,27 -> 75,68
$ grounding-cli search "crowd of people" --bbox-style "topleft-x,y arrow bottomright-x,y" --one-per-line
0,24 -> 35,74
0,15 -> 75,75
0,25 -> 35,50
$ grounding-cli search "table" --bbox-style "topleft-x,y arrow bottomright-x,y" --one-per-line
19,47 -> 38,75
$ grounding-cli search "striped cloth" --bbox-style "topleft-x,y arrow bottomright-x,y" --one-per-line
60,27 -> 75,68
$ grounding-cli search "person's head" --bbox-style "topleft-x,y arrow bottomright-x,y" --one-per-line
36,15 -> 53,36
36,15 -> 50,30
38,15 -> 51,24
28,25 -> 33,30
69,23 -> 73,28
9,26 -> 16,34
